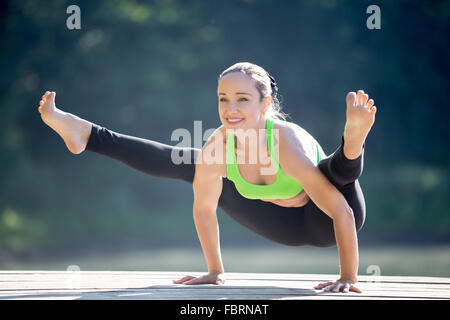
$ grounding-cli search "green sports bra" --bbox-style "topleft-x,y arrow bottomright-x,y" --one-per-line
226,118 -> 322,200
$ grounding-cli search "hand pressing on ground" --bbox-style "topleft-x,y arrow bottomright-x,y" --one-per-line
173,272 -> 226,285
314,278 -> 362,293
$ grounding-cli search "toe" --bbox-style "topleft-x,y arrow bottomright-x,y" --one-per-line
346,92 -> 356,108
362,93 -> 369,105
367,99 -> 374,108
357,90 -> 365,105
370,106 -> 377,115
48,91 -> 56,104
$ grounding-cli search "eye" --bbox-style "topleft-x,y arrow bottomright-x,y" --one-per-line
219,97 -> 248,102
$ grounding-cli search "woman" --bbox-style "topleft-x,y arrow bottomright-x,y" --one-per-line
38,62 -> 377,293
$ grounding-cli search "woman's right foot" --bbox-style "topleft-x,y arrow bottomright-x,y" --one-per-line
38,91 -> 92,154
342,90 -> 377,160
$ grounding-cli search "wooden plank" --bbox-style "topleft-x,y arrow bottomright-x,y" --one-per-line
0,271 -> 449,300
2,270 -> 449,284
1,280 -> 449,292
0,289 -> 448,300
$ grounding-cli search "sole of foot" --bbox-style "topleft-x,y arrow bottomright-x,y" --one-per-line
38,91 -> 89,154
343,90 -> 377,160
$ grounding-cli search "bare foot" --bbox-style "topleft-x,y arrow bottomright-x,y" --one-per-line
343,90 -> 377,159
38,91 -> 92,154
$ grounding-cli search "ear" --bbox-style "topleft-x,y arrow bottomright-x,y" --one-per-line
262,96 -> 272,113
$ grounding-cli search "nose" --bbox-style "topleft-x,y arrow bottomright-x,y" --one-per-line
229,102 -> 238,112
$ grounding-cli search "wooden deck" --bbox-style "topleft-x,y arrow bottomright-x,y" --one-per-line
0,271 -> 449,300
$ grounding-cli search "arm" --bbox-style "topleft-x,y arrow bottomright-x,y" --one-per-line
173,134 -> 226,285
279,131 -> 359,284
192,155 -> 224,275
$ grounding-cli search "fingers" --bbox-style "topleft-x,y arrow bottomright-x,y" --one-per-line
350,285 -> 363,293
314,281 -> 333,290
172,275 -> 195,284
315,281 -> 362,293
342,283 -> 350,293
184,277 -> 202,285
323,283 -> 336,292
178,275 -> 221,286
333,282 -> 346,292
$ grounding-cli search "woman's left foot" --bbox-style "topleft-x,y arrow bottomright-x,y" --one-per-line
343,90 -> 377,159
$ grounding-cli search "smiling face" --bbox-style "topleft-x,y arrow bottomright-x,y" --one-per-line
217,72 -> 271,131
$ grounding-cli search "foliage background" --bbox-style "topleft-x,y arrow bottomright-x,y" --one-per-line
0,0 -> 449,261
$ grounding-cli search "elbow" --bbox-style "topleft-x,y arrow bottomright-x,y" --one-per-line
193,207 -> 216,218
332,204 -> 355,224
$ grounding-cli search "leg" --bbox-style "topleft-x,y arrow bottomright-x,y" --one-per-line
204,89 -> 377,247
86,123 -> 315,245
38,91 -> 200,183
38,91 -> 309,245
303,90 -> 377,247
86,123 -> 317,246
319,135 -> 365,187
86,123 -> 200,184
303,138 -> 367,247
216,144 -> 363,245
218,179 -> 313,246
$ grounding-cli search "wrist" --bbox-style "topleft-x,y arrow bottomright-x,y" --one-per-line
208,268 -> 224,274
339,274 -> 357,283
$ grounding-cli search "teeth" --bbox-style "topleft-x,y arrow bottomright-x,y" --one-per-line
228,118 -> 243,122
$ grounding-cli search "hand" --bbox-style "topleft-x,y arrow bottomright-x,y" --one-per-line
172,272 -> 226,285
314,278 -> 362,293
261,192 -> 310,207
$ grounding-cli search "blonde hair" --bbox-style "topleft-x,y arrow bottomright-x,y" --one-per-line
218,62 -> 291,122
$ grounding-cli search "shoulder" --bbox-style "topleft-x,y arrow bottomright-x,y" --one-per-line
195,125 -> 227,178
272,119 -> 316,176
272,119 -> 308,155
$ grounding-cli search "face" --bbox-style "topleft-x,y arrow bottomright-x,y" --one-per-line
217,72 -> 271,131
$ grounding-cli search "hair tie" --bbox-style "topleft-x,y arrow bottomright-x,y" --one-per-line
266,72 -> 278,98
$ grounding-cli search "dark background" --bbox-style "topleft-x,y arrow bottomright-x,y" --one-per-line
0,0 -> 449,262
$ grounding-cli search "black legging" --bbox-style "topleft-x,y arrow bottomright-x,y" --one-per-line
86,123 -> 366,248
